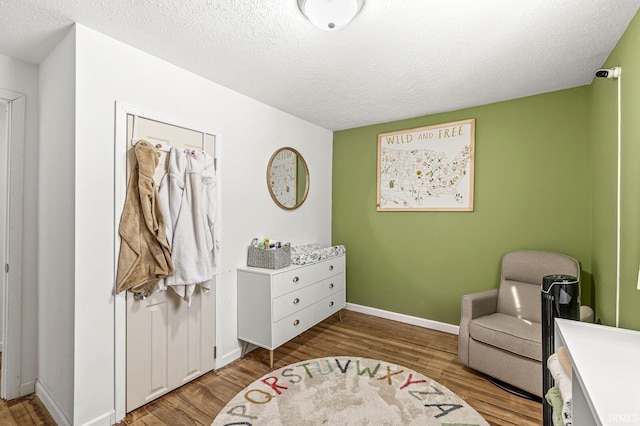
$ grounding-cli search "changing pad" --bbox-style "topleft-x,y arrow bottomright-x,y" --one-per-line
290,243 -> 346,265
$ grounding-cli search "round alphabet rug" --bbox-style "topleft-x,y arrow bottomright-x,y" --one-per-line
212,356 -> 489,425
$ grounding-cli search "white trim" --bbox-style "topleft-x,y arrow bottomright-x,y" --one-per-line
113,102 -> 127,422
345,303 -> 459,335
36,380 -> 72,426
113,101 -> 222,422
615,70 -> 622,328
0,89 -> 25,400
210,301 -> 461,369
76,410 -> 115,426
19,380 -> 35,397
216,347 -> 243,370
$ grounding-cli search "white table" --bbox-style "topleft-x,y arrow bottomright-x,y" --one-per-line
555,318 -> 640,425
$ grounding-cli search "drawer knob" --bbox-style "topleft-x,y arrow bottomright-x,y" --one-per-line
293,319 -> 300,326
293,298 -> 300,304
329,301 -> 334,307
293,276 -> 300,283
329,265 -> 334,271
329,283 -> 334,289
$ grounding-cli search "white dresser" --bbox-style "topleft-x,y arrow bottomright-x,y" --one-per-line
555,318 -> 640,425
237,255 -> 346,367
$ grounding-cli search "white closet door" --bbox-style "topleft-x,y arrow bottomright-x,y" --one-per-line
125,116 -> 216,412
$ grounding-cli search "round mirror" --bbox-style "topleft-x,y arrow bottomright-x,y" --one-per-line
267,147 -> 309,210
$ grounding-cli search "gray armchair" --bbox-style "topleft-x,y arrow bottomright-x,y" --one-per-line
458,250 -> 583,397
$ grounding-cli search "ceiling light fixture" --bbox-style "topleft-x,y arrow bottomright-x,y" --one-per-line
298,0 -> 365,31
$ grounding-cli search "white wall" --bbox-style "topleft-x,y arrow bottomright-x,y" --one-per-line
0,99 -> 5,348
69,24 -> 333,425
0,53 -> 39,396
37,28 -> 76,424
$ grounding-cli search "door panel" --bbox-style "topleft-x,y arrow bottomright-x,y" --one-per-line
126,292 -> 170,409
125,116 -> 216,412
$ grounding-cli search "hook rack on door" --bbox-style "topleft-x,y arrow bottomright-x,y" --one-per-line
130,114 -> 208,153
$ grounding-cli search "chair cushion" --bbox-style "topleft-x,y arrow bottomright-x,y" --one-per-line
500,250 -> 579,286
497,279 -> 542,323
497,250 -> 580,324
469,313 -> 541,362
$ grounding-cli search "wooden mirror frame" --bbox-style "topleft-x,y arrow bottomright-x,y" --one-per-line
266,147 -> 309,210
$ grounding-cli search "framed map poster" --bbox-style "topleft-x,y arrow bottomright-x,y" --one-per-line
377,119 -> 475,211
269,148 -> 297,208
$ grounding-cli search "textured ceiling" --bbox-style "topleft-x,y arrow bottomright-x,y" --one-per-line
1,0 -> 639,130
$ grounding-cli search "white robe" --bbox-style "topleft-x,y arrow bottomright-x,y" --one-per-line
157,147 -> 219,303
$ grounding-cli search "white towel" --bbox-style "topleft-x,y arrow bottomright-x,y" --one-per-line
548,353 -> 572,403
156,148 -> 218,303
160,147 -> 186,247
201,153 -> 220,274
156,147 -> 186,293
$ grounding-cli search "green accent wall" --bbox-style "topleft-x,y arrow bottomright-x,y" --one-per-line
333,10 -> 640,330
591,10 -> 640,330
333,88 -> 591,326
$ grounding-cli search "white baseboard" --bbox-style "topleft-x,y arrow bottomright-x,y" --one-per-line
35,380 -> 72,426
216,304 -> 458,371
78,410 -> 115,426
20,380 -> 35,397
345,303 -> 459,335
215,347 -> 243,370
35,382 -> 112,426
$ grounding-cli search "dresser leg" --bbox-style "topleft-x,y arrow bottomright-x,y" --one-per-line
337,310 -> 342,322
269,350 -> 274,369
241,341 -> 249,358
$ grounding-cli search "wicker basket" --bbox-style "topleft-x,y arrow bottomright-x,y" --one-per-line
247,243 -> 291,269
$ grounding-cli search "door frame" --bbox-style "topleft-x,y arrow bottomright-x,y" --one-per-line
113,101 -> 222,421
0,89 -> 26,400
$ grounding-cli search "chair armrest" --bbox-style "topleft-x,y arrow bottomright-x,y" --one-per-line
579,305 -> 594,323
461,288 -> 499,320
458,288 -> 498,366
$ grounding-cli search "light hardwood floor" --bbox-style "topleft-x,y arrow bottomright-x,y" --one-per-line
1,310 -> 542,425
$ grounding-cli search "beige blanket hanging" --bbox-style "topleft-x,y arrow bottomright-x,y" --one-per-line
116,140 -> 174,295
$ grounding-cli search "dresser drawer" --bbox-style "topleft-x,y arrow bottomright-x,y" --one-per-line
272,274 -> 345,322
272,256 -> 345,298
272,290 -> 345,348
